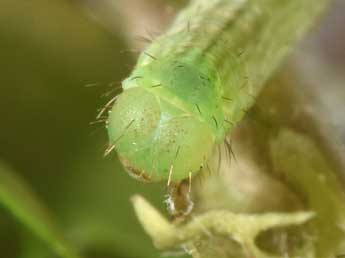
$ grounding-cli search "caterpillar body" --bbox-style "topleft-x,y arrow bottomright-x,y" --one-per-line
107,0 -> 327,182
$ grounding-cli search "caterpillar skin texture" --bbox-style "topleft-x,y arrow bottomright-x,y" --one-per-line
107,0 -> 327,182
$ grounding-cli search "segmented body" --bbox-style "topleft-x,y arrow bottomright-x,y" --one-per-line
107,0 -> 328,182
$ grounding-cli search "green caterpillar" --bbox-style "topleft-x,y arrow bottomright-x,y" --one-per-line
106,0 -> 327,182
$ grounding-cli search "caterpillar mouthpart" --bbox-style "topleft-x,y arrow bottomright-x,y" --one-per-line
107,87 -> 216,182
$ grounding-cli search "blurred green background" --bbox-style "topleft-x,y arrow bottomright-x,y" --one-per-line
0,0 -> 344,258
0,1 -> 183,257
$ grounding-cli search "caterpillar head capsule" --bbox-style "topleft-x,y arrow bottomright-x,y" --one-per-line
106,52 -> 227,182
107,86 -> 216,182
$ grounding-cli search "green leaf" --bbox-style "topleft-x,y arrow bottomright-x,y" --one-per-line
0,161 -> 82,258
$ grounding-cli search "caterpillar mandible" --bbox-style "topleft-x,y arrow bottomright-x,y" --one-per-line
106,0 -> 328,182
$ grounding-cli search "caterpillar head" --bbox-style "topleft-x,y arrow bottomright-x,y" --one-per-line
106,60 -> 221,182
107,86 -> 216,182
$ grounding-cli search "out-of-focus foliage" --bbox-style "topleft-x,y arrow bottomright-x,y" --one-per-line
0,162 -> 81,258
